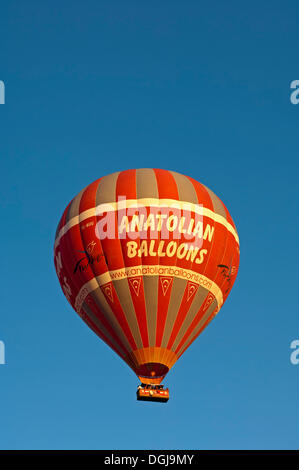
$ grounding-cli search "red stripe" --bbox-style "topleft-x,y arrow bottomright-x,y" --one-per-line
164,176 -> 215,349
154,169 -> 180,346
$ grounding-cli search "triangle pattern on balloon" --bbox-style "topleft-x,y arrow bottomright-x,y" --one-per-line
187,281 -> 199,302
202,292 -> 215,313
128,276 -> 142,297
160,276 -> 173,296
101,282 -> 114,303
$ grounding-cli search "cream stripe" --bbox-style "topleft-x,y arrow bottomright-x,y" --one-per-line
55,198 -> 239,249
82,301 -> 128,357
136,169 -> 160,348
176,298 -> 218,358
85,286 -> 135,353
74,264 -> 223,316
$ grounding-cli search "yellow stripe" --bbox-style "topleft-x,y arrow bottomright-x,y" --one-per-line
55,198 -> 239,249
74,264 -> 223,315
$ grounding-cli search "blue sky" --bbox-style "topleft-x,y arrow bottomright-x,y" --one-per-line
1,0 -> 299,450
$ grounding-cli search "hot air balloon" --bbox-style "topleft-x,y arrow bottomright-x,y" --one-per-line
54,169 -> 239,402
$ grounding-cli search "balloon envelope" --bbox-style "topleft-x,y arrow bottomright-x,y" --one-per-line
54,169 -> 239,384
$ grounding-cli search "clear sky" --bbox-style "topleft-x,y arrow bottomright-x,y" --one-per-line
1,0 -> 299,450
